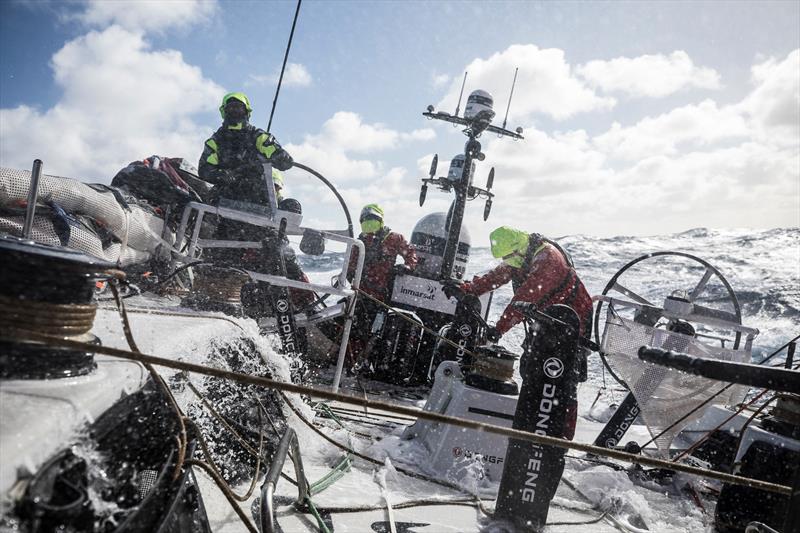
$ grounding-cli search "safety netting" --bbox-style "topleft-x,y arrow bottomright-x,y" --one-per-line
601,306 -> 749,456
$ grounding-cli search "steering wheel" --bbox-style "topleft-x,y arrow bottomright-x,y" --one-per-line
289,162 -> 354,311
593,251 -> 742,390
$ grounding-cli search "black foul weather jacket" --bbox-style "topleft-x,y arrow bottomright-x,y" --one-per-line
198,123 -> 293,204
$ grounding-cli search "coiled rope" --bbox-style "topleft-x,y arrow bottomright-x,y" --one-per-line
0,294 -> 97,336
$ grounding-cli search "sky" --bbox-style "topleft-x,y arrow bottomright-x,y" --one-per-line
1,0 -> 798,247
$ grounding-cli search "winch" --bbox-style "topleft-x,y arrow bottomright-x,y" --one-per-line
0,235 -> 114,379
465,344 -> 519,395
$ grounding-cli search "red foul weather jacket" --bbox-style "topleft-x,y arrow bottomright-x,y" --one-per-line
348,227 -> 419,301
462,242 -> 592,337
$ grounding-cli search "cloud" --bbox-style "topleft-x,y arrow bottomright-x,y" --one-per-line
0,26 -> 224,181
592,99 -> 749,160
737,49 -> 800,146
432,72 -> 450,89
577,51 -> 721,98
286,112 -> 435,179
283,63 -> 313,87
246,63 -> 313,88
437,44 -> 616,122
458,49 -> 800,239
71,0 -> 218,33
282,113 -> 440,235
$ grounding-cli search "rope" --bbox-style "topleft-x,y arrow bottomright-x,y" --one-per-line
97,304 -> 247,332
185,416 -> 265,502
639,333 -> 800,450
280,392 -> 492,516
267,0 -> 302,133
2,330 -> 792,497
0,294 -> 97,336
470,352 -> 515,381
729,395 -> 778,465
185,459 -> 259,533
560,477 -> 635,533
671,388 -> 771,463
185,377 -> 301,489
109,281 -> 188,482
110,286 -> 265,532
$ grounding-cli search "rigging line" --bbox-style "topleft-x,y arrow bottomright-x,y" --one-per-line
110,280 -> 188,483
280,391 -> 492,517
267,0 -> 302,134
97,305 -> 248,332
730,394 -> 779,465
306,498 -> 608,527
186,459 -> 259,533
185,375 -> 301,487
639,332 -> 800,450
185,416 -> 266,502
2,330 -> 793,497
96,261 -> 207,301
560,477 -> 630,533
671,388 -> 771,463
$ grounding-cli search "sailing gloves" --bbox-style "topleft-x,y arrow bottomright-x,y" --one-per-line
270,148 -> 294,172
441,279 -> 464,300
392,264 -> 412,276
485,326 -> 501,343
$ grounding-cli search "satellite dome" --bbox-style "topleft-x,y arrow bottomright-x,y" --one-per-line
464,90 -> 495,123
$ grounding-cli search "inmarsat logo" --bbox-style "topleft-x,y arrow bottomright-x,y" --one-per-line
399,284 -> 437,301
458,324 -> 472,337
543,357 -> 564,379
275,299 -> 289,313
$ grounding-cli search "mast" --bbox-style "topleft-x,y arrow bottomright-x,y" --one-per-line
421,76 -> 524,280
439,134 -> 481,279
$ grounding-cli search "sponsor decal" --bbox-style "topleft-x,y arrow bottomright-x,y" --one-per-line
278,313 -> 296,353
522,382 -> 557,503
399,285 -> 437,302
604,404 -> 640,448
275,299 -> 290,313
458,324 -> 472,337
452,446 -> 504,465
543,357 -> 564,379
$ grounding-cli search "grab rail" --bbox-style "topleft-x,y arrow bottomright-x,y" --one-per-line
260,427 -> 308,533
171,199 -> 365,393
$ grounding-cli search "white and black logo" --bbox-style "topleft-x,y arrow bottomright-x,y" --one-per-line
275,299 -> 290,313
459,324 -> 472,337
543,357 -> 564,379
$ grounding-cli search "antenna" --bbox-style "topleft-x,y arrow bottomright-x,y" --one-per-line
501,67 -> 519,131
454,72 -> 468,117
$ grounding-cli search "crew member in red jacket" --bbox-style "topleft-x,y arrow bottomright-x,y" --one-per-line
456,226 -> 592,439
345,204 -> 418,363
462,226 -> 592,340
348,204 -> 418,302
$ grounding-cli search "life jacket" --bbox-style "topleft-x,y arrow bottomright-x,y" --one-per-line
512,233 -> 584,317
361,226 -> 392,264
212,124 -> 264,169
